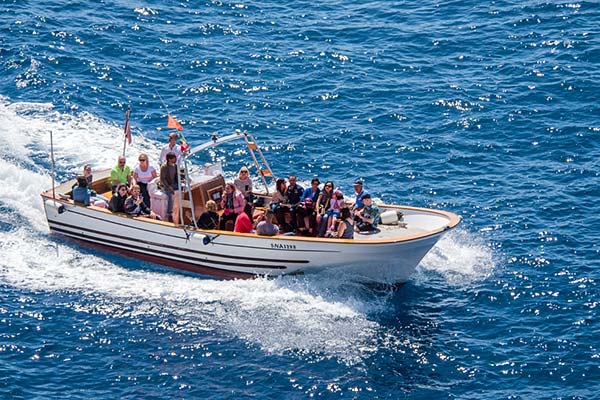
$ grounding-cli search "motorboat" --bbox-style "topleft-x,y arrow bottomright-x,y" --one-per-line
41,130 -> 460,284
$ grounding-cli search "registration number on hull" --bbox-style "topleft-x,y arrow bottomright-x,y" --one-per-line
270,243 -> 296,250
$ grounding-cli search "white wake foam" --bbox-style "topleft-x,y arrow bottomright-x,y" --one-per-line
0,227 -> 382,365
417,228 -> 496,285
0,157 -> 49,230
0,96 -> 162,173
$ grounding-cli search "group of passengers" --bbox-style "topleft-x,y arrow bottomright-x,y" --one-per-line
187,171 -> 380,239
193,180 -> 271,235
72,150 -> 169,220
106,153 -> 161,220
193,187 -> 278,237
97,132 -> 182,221
265,175 -> 380,238
73,133 -> 381,238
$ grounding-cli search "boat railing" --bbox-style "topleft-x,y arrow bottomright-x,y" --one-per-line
186,129 -> 277,195
240,131 -> 277,194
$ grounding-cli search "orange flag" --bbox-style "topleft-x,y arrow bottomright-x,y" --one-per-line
167,114 -> 183,131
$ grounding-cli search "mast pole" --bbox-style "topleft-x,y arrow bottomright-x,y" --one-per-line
182,158 -> 197,228
122,106 -> 131,156
50,130 -> 56,206
175,159 -> 188,226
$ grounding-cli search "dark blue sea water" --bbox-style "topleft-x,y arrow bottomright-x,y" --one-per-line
1,1 -> 599,398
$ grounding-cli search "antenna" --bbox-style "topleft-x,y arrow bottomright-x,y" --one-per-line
155,89 -> 171,115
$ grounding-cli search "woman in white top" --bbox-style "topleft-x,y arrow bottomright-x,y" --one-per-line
133,153 -> 158,207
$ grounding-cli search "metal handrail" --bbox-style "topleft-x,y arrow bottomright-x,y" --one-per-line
185,129 -> 277,194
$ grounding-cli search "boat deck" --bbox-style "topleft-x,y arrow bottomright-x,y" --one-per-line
355,223 -> 426,241
43,168 -> 457,244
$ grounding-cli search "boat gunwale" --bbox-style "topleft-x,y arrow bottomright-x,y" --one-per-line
41,190 -> 461,245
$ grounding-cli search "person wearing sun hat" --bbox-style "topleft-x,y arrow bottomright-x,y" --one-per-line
323,187 -> 345,236
352,178 -> 370,211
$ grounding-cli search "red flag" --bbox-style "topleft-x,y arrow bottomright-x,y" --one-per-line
167,114 -> 183,131
124,108 -> 132,144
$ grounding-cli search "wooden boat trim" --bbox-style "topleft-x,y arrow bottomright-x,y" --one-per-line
42,191 -> 460,246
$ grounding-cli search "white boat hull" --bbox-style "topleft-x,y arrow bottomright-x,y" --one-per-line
42,198 -> 457,283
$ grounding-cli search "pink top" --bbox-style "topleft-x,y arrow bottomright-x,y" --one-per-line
222,190 -> 245,215
328,189 -> 345,212
328,198 -> 345,213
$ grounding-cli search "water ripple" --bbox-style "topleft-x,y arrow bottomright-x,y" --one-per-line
1,0 -> 599,398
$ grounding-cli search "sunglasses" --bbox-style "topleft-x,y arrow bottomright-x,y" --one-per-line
139,159 -> 147,162
240,171 -> 248,174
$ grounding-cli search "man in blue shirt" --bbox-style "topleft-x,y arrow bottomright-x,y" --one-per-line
352,178 -> 369,211
72,176 -> 91,205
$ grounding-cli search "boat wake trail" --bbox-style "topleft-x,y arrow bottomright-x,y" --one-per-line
0,97 -> 493,366
0,227 -> 382,365
0,96 -> 160,178
0,98 -> 384,365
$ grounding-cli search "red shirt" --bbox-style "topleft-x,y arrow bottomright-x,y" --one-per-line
234,212 -> 253,233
